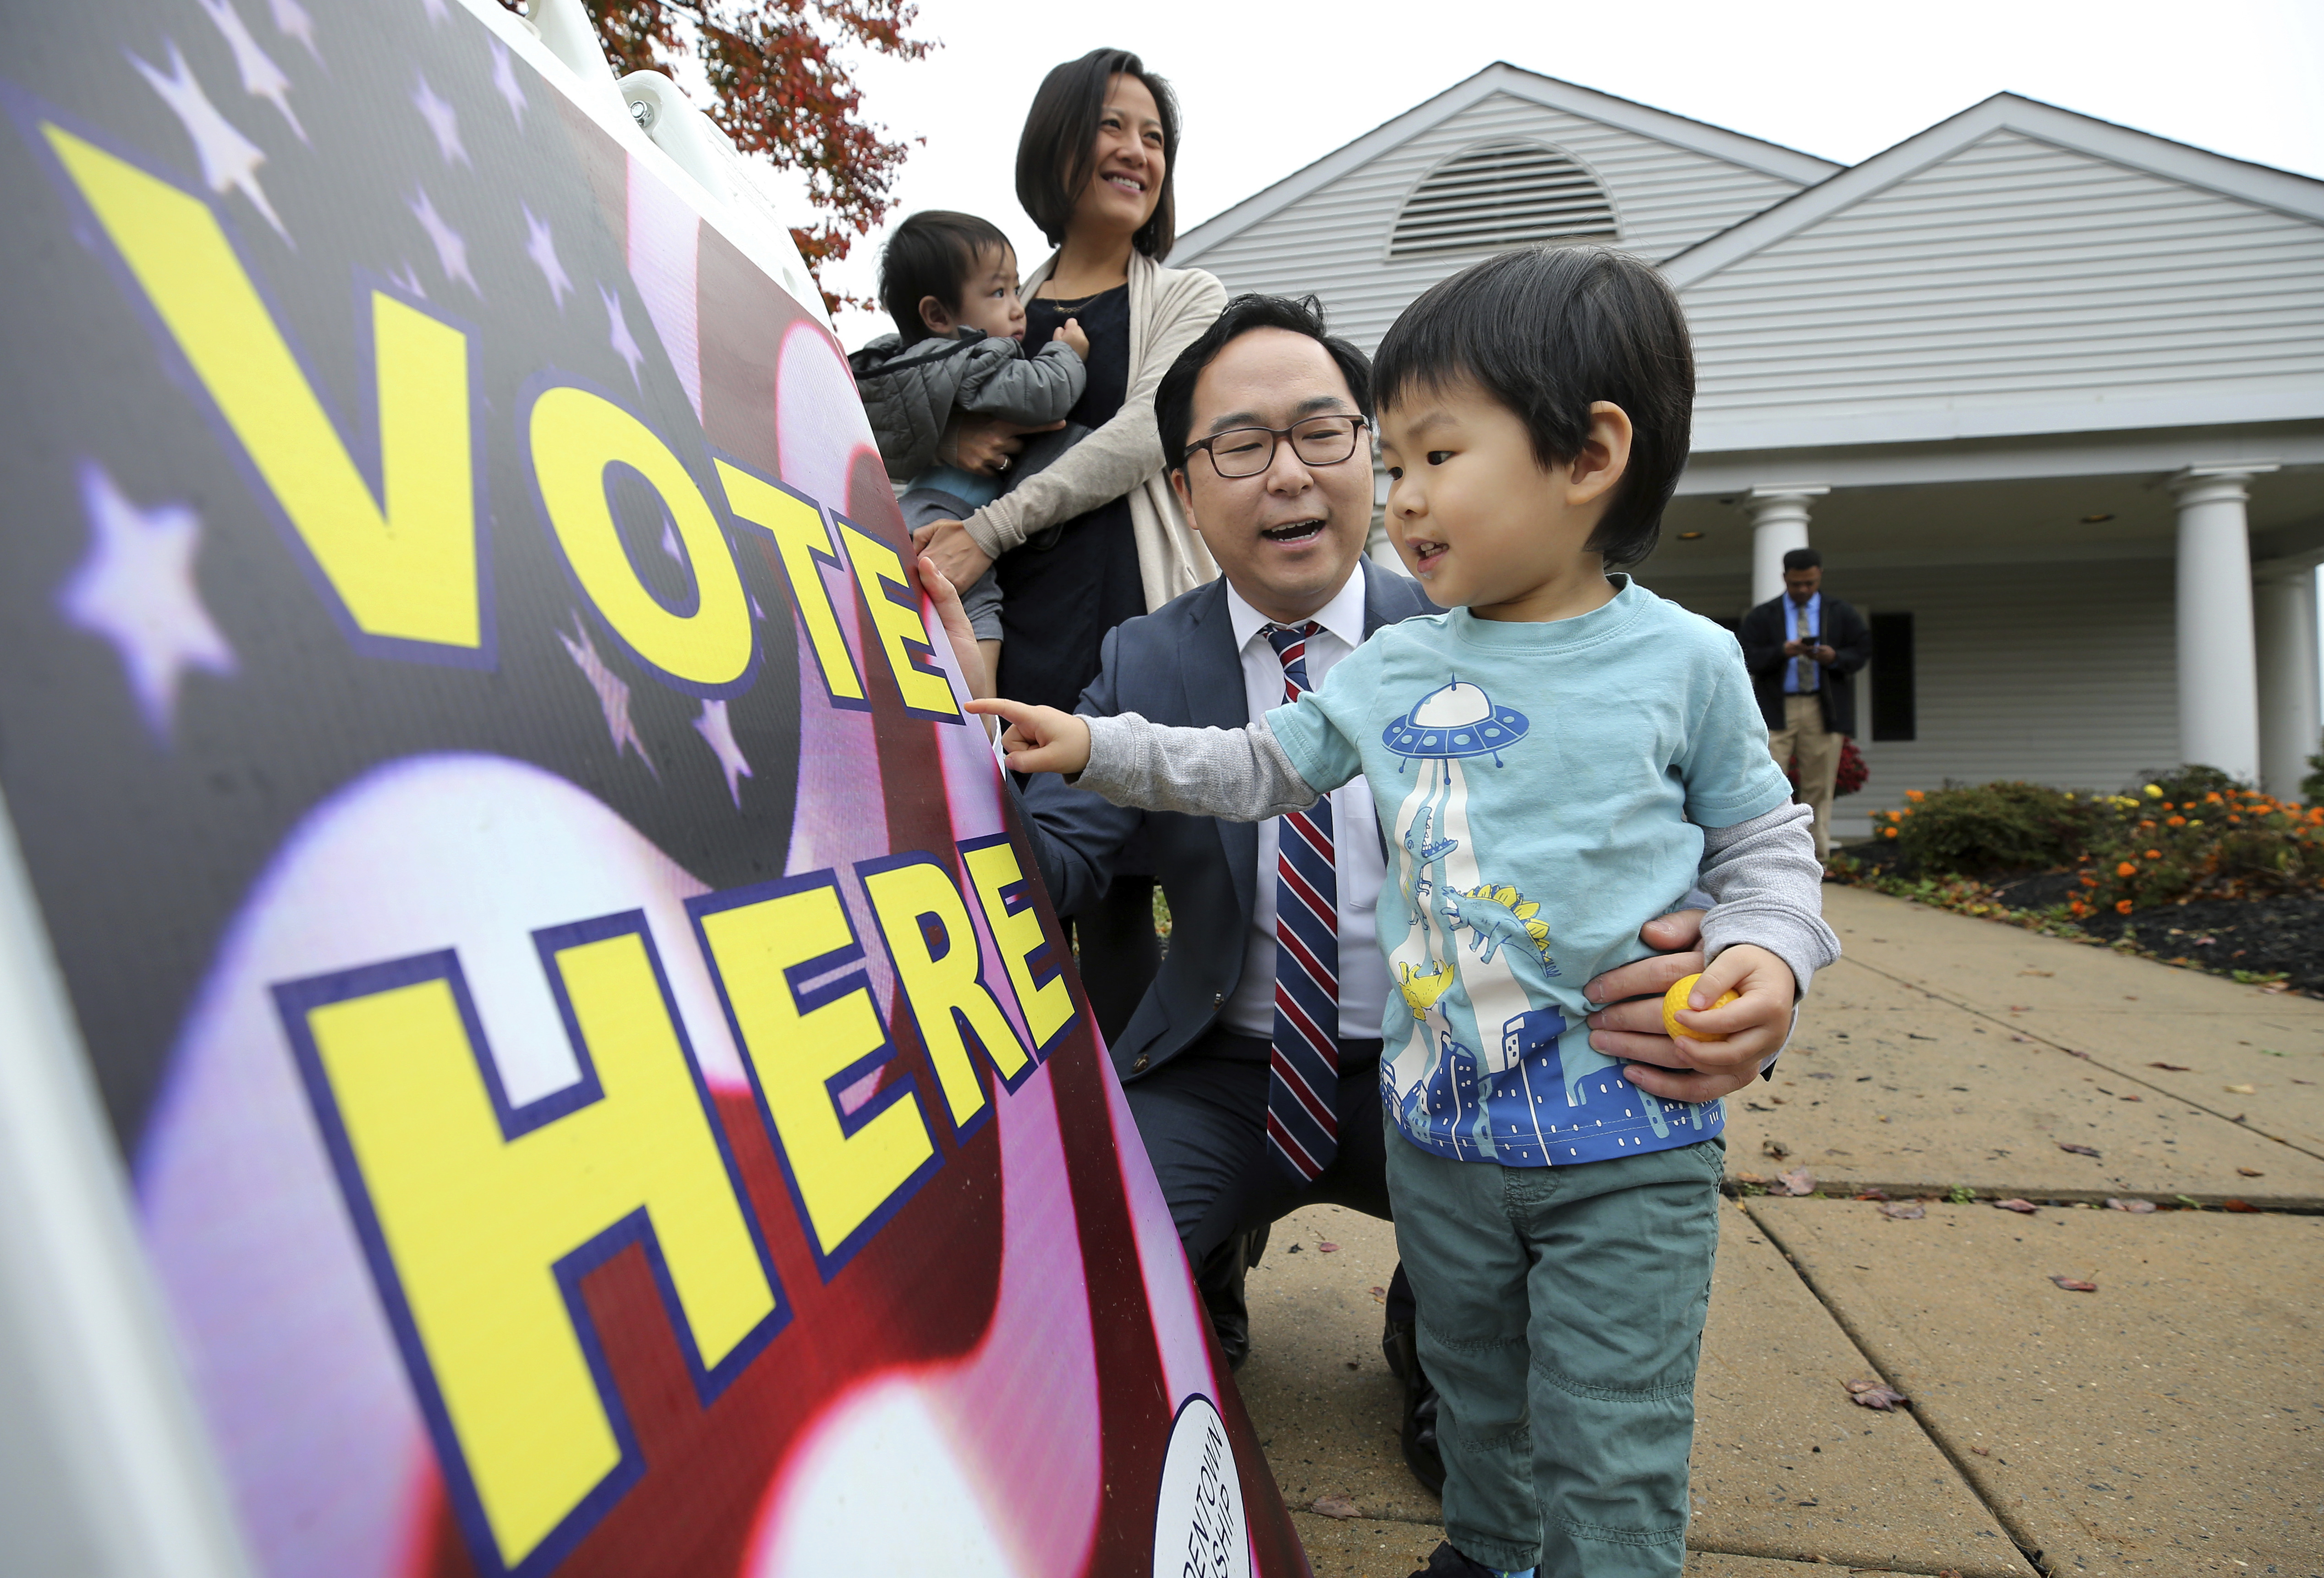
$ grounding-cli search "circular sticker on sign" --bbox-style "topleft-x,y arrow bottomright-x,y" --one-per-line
1151,1393 -> 1250,1578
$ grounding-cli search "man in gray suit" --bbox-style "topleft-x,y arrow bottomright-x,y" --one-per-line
922,295 -> 1747,1490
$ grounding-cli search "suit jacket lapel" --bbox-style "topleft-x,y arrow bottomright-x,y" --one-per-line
1182,581 -> 1259,925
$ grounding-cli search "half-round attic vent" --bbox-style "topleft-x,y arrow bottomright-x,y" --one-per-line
1389,141 -> 1617,260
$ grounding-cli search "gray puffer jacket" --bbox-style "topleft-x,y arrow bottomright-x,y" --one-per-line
848,329 -> 1086,483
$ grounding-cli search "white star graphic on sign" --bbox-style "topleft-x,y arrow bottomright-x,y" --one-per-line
408,185 -> 477,294
489,36 -> 527,124
387,258 -> 427,299
692,699 -> 753,807
61,461 -> 237,740
558,618 -> 655,775
267,0 -> 320,64
132,41 -> 288,239
521,203 -> 572,309
196,0 -> 304,141
602,284 -> 644,384
411,74 -> 467,166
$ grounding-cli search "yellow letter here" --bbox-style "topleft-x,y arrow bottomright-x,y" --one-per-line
834,520 -> 963,721
959,835 -> 1077,1057
45,125 -> 481,655
278,927 -> 781,1573
857,855 -> 1033,1135
716,460 -> 866,708
530,386 -> 755,688
689,874 -> 941,1273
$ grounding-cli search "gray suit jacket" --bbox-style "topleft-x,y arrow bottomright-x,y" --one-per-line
1011,559 -> 1439,1086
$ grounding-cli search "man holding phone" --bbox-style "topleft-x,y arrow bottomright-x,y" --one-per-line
1741,547 -> 1869,860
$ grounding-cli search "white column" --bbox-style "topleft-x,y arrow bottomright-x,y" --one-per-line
2169,465 -> 2277,784
2254,561 -> 2320,801
1744,485 -> 1828,606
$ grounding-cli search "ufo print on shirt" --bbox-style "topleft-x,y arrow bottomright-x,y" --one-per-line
1381,678 -> 1529,768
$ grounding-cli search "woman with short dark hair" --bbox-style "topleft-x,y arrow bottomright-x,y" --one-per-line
915,48 -> 1225,1040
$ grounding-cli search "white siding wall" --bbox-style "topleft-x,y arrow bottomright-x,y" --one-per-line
1177,93 -> 1804,350
1638,558 -> 2180,839
1682,130 -> 2324,437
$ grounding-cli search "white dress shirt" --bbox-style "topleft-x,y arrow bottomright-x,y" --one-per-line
1219,575 -> 1390,1041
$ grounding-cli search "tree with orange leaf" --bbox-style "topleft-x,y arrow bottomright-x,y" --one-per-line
505,0 -> 929,311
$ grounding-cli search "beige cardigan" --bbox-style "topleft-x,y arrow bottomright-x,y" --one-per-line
958,249 -> 1228,612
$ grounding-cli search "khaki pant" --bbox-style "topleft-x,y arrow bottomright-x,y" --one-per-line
1769,692 -> 1842,860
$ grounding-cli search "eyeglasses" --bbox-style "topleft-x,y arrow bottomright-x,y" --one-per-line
1186,414 -> 1370,479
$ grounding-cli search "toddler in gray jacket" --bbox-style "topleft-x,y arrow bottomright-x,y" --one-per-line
848,210 -> 1088,654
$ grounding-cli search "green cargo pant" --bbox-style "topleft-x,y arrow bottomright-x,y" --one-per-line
1384,1122 -> 1725,1576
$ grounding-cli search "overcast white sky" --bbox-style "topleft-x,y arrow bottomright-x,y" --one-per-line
786,0 -> 2324,347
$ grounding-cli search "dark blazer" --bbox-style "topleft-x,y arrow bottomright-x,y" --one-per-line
1739,592 -> 1870,737
1011,559 -> 1439,1086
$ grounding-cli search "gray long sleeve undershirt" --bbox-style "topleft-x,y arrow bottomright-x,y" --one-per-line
1076,710 -> 1841,996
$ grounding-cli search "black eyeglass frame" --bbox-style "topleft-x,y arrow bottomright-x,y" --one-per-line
1184,413 -> 1371,479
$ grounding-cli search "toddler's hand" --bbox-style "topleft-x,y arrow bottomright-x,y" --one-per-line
1056,317 -> 1089,359
1628,942 -> 1796,1092
963,698 -> 1091,776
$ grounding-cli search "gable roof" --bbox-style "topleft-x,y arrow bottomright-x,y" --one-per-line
1171,62 -> 1840,264
1663,92 -> 2324,290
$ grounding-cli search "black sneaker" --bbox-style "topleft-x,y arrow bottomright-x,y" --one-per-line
1404,1540 -> 1504,1578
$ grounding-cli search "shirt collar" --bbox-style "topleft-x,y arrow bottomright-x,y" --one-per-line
1225,565 -> 1370,655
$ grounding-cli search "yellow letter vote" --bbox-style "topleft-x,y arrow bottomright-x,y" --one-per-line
834,520 -> 963,721
857,855 -> 1033,1134
689,875 -> 940,1272
530,387 -> 755,688
959,835 -> 1077,1056
44,125 -> 480,653
280,929 -> 779,1572
715,460 -> 866,707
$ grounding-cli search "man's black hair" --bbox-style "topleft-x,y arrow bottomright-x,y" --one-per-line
1155,294 -> 1373,474
877,210 -> 1012,344
1016,49 -> 1180,258
1372,246 -> 1694,568
1782,546 -> 1822,572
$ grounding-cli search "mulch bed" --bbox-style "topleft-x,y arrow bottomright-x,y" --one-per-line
1834,843 -> 2324,995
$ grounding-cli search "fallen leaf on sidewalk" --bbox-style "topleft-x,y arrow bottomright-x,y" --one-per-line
1317,1242 -> 1339,1253
1736,1171 -> 1770,1185
2237,1167 -> 2264,1178
1845,1379 -> 1907,1409
2010,1034 -> 2034,1043
1878,1202 -> 1926,1220
1969,1446 -> 1991,1456
2105,1198 -> 2156,1213
1368,1286 -> 1386,1303
2048,1275 -> 2099,1292
1994,1198 -> 2039,1214
2222,1199 -> 2259,1213
1762,1140 -> 1791,1160
1853,1188 -> 1890,1200
2018,969 -> 2054,977
1310,1495 -> 1360,1520
2225,1083 -> 2256,1094
1778,1167 -> 1815,1196
2149,1062 -> 2192,1071
2057,1142 -> 2101,1157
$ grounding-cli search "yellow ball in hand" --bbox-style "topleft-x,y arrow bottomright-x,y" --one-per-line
1661,973 -> 1739,1041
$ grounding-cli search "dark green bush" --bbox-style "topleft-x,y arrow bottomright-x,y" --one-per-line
1886,781 -> 2103,875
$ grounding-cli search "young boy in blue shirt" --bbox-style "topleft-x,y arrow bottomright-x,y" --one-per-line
971,247 -> 1838,1578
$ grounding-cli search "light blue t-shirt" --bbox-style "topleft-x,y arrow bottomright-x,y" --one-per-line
1265,578 -> 1794,1167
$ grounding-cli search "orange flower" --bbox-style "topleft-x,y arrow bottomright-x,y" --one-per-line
2166,816 -> 2187,827
2115,899 -> 2134,914
2139,819 -> 2157,829
2080,874 -> 2098,887
1904,789 -> 1925,802
2206,792 -> 2224,804
2070,900 -> 2088,915
2115,861 -> 2138,877
2146,849 -> 2162,860
1883,826 -> 1898,838
2228,815 -> 2242,824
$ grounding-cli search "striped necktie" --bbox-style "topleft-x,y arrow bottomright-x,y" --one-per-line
1261,621 -> 1340,1182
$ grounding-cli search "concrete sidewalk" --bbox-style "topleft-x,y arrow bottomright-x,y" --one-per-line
1238,885 -> 2324,1578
